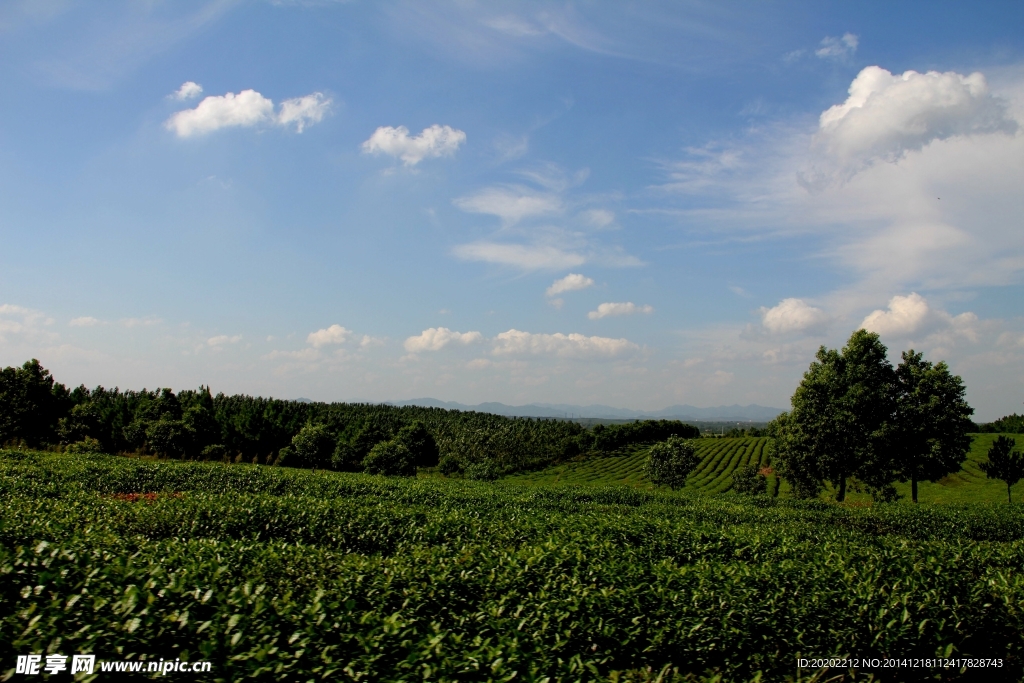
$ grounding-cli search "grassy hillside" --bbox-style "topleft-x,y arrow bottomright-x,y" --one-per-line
3,449 -> 1024,681
507,434 -> 1022,503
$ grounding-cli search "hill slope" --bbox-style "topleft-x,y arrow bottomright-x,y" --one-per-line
506,434 -> 1020,503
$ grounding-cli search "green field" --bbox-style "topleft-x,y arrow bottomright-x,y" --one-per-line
3,447 -> 1024,682
507,434 -> 1020,504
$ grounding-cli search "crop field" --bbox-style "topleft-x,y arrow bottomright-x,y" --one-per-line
3,448 -> 1024,682
507,435 -> 1017,504
507,438 -> 770,492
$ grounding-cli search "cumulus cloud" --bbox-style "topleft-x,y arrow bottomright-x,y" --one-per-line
452,242 -> 586,270
207,334 -> 242,346
546,273 -> 594,297
171,81 -> 203,100
860,292 -> 977,339
362,124 -> 466,166
815,33 -> 858,60
307,324 -> 352,348
404,327 -> 483,352
805,66 -> 1018,184
492,329 -> 639,358
587,302 -> 653,320
453,186 -> 561,225
165,89 -> 331,138
760,298 -> 830,334
69,316 -> 99,327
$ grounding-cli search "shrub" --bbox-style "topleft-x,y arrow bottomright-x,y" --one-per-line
464,459 -> 501,481
65,437 -> 104,454
732,464 -> 767,495
438,454 -> 462,476
363,439 -> 415,477
201,444 -> 227,461
644,436 -> 699,489
291,423 -> 335,469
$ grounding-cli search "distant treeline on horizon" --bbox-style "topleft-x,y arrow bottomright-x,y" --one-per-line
0,359 -> 704,477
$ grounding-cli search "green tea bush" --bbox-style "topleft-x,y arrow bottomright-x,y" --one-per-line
2,450 -> 1024,682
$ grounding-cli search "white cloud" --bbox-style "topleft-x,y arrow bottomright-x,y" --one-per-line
276,92 -> 331,132
815,33 -> 858,60
69,316 -> 99,327
404,327 -> 483,352
361,124 -> 466,166
165,89 -> 331,138
0,304 -> 56,343
207,334 -> 242,346
579,208 -> 615,228
760,298 -> 830,334
806,66 -> 1018,183
860,292 -> 977,339
587,302 -> 653,320
262,348 -> 321,362
307,324 -> 352,348
360,335 -> 386,348
483,15 -> 544,37
453,186 -> 561,225
452,242 -> 586,270
121,317 -> 162,328
546,273 -> 594,297
171,81 -> 203,100
492,329 -> 639,358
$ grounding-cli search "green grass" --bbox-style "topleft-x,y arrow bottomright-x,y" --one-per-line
508,434 -> 1022,504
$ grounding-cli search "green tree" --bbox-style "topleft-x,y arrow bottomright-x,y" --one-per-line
363,439 -> 415,477
290,423 -> 335,469
886,351 -> 974,503
394,421 -> 440,467
644,436 -> 699,489
980,436 -> 1024,504
0,359 -> 71,447
770,330 -> 895,502
145,418 -> 190,458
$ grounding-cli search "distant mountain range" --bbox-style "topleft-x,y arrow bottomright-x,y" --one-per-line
387,398 -> 785,422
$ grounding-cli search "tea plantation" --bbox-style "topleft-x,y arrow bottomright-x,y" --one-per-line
2,449 -> 1024,682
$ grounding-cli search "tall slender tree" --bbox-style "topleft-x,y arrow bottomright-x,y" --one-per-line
980,436 -> 1024,504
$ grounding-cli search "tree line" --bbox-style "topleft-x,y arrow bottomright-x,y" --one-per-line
0,360 -> 698,478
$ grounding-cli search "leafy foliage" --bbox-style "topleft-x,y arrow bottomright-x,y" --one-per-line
979,413 -> 1024,434
980,436 -> 1024,504
362,439 -> 415,476
731,463 -> 767,495
644,436 -> 699,489
770,332 -> 975,503
887,350 -> 974,502
2,449 -> 1024,681
289,423 -> 336,469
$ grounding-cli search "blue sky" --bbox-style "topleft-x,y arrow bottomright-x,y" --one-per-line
2,1 -> 1023,420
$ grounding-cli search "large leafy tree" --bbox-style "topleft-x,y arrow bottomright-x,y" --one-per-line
771,330 -> 895,501
886,351 -> 974,503
980,436 -> 1024,504
0,359 -> 71,447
